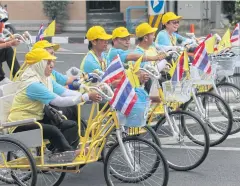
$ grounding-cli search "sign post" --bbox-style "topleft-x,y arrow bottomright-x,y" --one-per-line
148,0 -> 165,30
148,0 -> 165,16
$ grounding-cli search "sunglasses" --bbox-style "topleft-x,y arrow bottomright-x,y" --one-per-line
170,21 -> 180,25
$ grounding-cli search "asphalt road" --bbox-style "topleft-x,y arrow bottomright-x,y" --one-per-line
2,44 -> 240,186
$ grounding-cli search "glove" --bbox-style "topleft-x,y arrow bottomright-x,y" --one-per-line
66,67 -> 82,78
176,46 -> 184,52
165,54 -> 173,62
188,47 -> 197,53
88,73 -> 102,83
68,79 -> 81,90
214,33 -> 221,41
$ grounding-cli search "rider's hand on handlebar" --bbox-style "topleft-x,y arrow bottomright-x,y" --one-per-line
9,38 -> 20,47
88,73 -> 102,83
88,91 -> 102,102
136,70 -> 150,84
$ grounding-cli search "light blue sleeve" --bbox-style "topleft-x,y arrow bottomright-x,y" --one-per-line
26,82 -> 57,104
82,55 -> 102,73
155,31 -> 170,46
51,70 -> 67,86
174,33 -> 187,44
108,48 -> 129,63
52,79 -> 65,95
133,48 -> 146,68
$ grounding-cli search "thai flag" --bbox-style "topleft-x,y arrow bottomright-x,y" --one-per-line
101,55 -> 125,83
109,74 -> 137,116
204,33 -> 213,42
231,23 -> 240,46
102,55 -> 137,116
192,43 -> 211,74
171,52 -> 184,82
36,23 -> 44,42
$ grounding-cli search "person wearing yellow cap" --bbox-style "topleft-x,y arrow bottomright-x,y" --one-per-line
8,48 -> 102,160
107,26 -> 164,65
134,22 -> 168,68
134,22 -> 169,101
81,26 -> 112,74
32,40 -> 78,88
155,12 -> 188,50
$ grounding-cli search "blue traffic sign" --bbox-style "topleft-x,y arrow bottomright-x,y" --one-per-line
150,0 -> 164,14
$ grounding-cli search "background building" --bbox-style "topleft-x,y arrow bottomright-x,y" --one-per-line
1,0 -> 230,36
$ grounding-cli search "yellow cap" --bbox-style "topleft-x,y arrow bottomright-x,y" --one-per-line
135,23 -> 158,38
86,26 -> 112,41
32,40 -> 60,51
25,48 -> 57,65
162,12 -> 182,25
112,27 -> 133,40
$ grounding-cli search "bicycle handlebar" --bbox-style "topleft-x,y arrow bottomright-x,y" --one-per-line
81,82 -> 114,101
140,64 -> 161,79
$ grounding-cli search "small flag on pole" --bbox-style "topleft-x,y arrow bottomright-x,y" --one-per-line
231,23 -> 240,46
44,20 -> 56,37
36,23 -> 44,42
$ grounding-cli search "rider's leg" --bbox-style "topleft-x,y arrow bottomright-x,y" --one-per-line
0,64 -> 5,81
61,120 -> 80,149
0,48 -> 20,78
52,105 -> 78,121
14,124 -> 74,152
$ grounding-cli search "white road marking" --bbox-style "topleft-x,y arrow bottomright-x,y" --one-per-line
17,51 -> 86,55
19,60 -> 64,63
162,145 -> 240,151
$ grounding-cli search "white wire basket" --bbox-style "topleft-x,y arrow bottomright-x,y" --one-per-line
117,100 -> 151,128
189,65 -> 217,85
212,56 -> 237,77
162,80 -> 192,103
230,47 -> 240,67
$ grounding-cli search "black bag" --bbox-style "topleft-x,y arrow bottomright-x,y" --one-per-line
44,105 -> 65,128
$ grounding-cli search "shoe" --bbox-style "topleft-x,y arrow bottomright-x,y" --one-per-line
47,150 -> 80,163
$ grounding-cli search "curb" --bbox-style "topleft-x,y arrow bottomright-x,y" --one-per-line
32,36 -> 85,44
32,36 -> 137,45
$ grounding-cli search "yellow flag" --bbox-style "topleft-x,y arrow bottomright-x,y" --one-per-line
183,50 -> 189,71
217,28 -> 231,52
205,35 -> 216,54
133,55 -> 143,73
44,20 -> 56,37
169,58 -> 178,77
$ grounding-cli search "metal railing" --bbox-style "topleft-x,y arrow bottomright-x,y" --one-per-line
126,6 -> 148,33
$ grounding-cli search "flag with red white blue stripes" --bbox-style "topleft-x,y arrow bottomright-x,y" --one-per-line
101,55 -> 125,83
101,55 -> 137,116
231,23 -> 240,46
109,74 -> 137,116
171,52 -> 184,82
192,42 -> 211,74
36,23 -> 44,42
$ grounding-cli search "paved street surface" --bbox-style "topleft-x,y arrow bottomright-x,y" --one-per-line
2,43 -> 240,186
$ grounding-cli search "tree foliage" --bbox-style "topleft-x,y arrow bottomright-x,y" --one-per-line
42,1 -> 69,25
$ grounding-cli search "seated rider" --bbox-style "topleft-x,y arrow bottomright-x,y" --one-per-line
80,26 -> 111,75
0,38 -> 21,85
133,22 -> 170,100
32,40 -> 80,89
7,48 -> 102,159
155,12 -> 189,51
107,26 -> 165,65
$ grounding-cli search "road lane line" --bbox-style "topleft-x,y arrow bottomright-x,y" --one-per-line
162,145 -> 240,151
17,51 -> 87,55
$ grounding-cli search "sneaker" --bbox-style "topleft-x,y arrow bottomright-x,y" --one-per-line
47,150 -> 79,163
